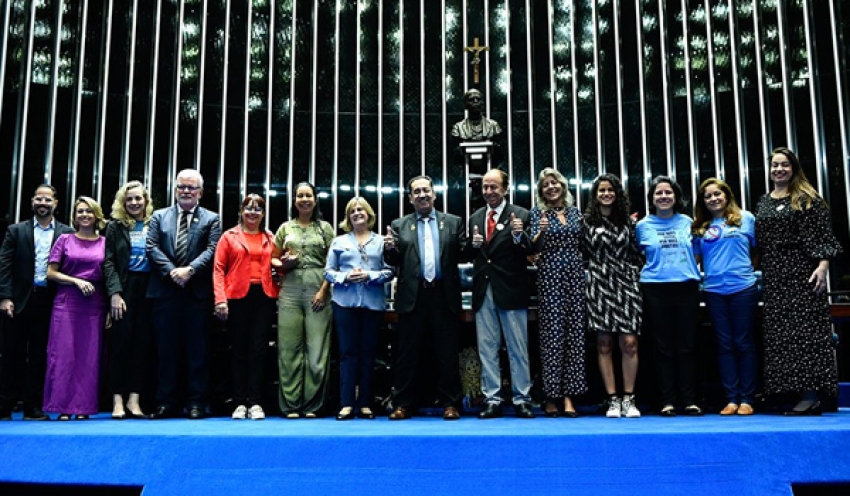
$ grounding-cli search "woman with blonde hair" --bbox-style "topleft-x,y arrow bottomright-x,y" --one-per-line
103,181 -> 155,419
693,178 -> 758,415
324,197 -> 393,420
44,197 -> 108,420
529,168 -> 586,417
755,147 -> 842,415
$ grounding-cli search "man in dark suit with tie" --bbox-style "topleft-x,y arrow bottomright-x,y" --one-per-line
384,176 -> 465,420
466,169 -> 535,419
0,185 -> 75,420
146,169 -> 221,419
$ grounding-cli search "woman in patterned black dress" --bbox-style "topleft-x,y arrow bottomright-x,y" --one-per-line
582,174 -> 643,418
529,168 -> 586,417
755,147 -> 842,415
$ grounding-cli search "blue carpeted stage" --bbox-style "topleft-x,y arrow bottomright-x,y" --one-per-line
2,410 -> 850,495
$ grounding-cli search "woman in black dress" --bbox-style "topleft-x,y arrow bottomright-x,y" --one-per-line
755,147 -> 842,415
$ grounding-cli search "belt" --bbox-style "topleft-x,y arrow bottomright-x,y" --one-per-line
419,279 -> 443,289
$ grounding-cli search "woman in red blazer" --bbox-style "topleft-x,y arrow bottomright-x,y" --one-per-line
213,194 -> 279,420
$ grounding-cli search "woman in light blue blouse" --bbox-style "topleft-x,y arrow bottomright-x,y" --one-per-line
692,178 -> 759,416
324,197 -> 394,420
636,176 -> 702,416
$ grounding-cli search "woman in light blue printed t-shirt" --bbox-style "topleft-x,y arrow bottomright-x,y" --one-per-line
692,178 -> 759,417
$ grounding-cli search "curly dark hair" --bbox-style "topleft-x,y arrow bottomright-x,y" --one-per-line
289,181 -> 324,221
585,174 -> 631,227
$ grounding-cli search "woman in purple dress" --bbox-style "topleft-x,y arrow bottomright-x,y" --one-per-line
43,196 -> 108,420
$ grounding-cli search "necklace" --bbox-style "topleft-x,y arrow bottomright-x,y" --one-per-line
551,206 -> 565,213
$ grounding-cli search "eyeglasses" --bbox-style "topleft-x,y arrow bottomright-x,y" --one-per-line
243,206 -> 264,213
176,185 -> 201,191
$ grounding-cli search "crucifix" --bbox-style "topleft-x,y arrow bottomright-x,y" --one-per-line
463,37 -> 489,84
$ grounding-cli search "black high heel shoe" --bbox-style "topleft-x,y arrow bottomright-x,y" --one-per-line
543,402 -> 560,418
783,401 -> 822,416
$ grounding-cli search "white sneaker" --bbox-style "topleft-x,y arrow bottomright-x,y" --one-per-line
621,395 -> 641,418
232,405 -> 248,420
606,396 -> 621,418
248,405 -> 265,420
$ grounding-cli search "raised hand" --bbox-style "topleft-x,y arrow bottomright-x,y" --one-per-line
538,210 -> 550,233
471,225 -> 484,248
384,225 -> 396,250
510,212 -> 523,235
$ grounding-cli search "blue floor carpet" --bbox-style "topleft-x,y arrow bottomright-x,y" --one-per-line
2,410 -> 850,495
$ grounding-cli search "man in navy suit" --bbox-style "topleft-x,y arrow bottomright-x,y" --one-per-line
0,185 -> 75,420
466,169 -> 535,419
384,176 -> 465,420
146,169 -> 221,419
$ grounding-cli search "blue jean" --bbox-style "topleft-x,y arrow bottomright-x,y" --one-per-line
475,286 -> 532,405
332,303 -> 383,408
704,284 -> 760,404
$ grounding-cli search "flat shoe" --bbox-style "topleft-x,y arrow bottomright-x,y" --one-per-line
57,414 -> 71,421
75,415 -> 89,420
285,412 -> 300,419
358,408 -> 376,420
660,405 -> 676,417
737,403 -> 754,416
562,410 -> 578,418
683,405 -> 703,416
111,412 -> 128,420
336,408 -> 355,421
719,403 -> 738,415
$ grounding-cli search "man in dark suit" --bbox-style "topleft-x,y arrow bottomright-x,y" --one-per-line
466,169 -> 535,419
383,176 -> 466,420
146,169 -> 221,419
0,185 -> 75,420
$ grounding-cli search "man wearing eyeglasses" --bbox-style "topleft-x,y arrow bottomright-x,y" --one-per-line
146,169 -> 221,419
0,185 -> 74,420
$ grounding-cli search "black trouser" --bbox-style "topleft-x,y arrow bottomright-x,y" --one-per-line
393,283 -> 462,409
109,271 -> 153,395
642,281 -> 700,407
228,285 -> 276,406
0,289 -> 54,411
151,290 -> 211,410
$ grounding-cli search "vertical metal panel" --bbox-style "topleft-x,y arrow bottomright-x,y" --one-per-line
329,0 -> 338,224
240,1 -> 253,196
217,0 -> 231,215
419,0 -> 425,176
679,0 -> 697,201
635,0 -> 650,213
546,0 -> 558,175
704,0 -> 723,181
146,0 -> 164,193
119,0 -> 140,184
504,0 -> 516,203
775,0 -> 795,150
828,0 -> 850,235
441,0 -> 448,212
93,0 -> 115,202
398,0 -> 404,215
377,0 -> 383,227
265,0 -> 275,229
801,0 -> 827,198
0,1 -> 10,129
285,0 -> 298,216
613,0 -> 626,182
12,1 -> 37,221
523,0 -> 534,184
168,0 -> 187,192
569,1 -> 580,193
657,0 -> 674,178
44,0 -> 67,178
752,0 -> 771,192
727,0 -> 750,208
592,0 -> 603,176
357,0 -> 363,197
69,0 -> 91,203
195,0 -> 209,174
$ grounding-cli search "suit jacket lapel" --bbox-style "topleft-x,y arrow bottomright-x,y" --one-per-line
23,220 -> 36,258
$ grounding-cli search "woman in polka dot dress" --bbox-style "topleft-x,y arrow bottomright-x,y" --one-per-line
529,168 -> 587,417
755,147 -> 842,415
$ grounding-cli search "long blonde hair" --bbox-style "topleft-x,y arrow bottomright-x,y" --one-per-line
110,180 -> 154,228
770,147 -> 825,211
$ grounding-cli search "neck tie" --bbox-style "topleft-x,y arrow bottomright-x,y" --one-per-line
422,217 -> 435,282
175,210 -> 189,266
487,210 -> 497,241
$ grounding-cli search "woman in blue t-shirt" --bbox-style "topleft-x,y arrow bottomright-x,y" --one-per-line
693,178 -> 759,416
636,176 -> 702,416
